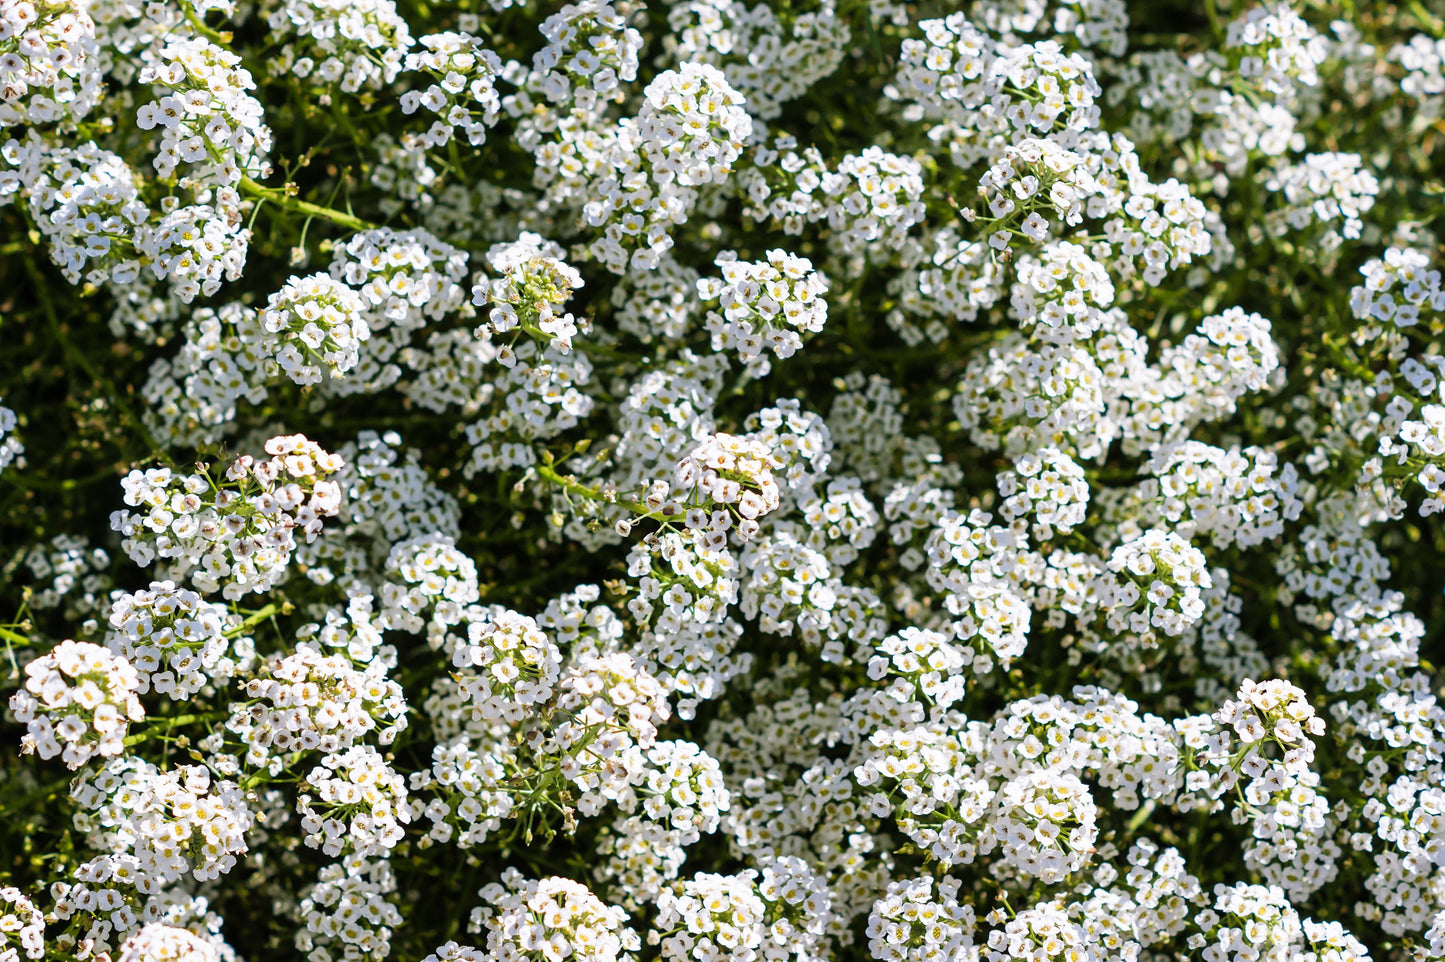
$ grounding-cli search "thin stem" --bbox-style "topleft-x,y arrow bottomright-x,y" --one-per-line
1126,799 -> 1157,834
240,176 -> 379,233
1409,0 -> 1445,36
226,602 -> 287,638
1204,0 -> 1222,38
123,711 -> 227,747
179,0 -> 233,45
534,462 -> 664,521
0,625 -> 32,648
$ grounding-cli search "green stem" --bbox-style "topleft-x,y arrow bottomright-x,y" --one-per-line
1126,799 -> 1156,834
226,602 -> 285,637
1320,334 -> 1376,383
124,711 -> 227,746
0,625 -> 32,648
1409,0 -> 1445,36
1204,0 -> 1222,37
534,462 -> 656,519
179,0 -> 233,45
240,176 -> 378,233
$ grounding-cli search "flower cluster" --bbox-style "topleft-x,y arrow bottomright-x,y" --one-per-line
331,227 -> 472,356
1098,529 -> 1212,639
297,746 -> 410,857
1262,152 -> 1378,254
585,61 -> 752,273
0,887 -> 44,961
530,1 -> 641,107
1350,245 -> 1445,331
990,768 -> 1098,883
226,642 -> 407,770
461,342 -> 594,474
1224,3 -> 1328,95
266,0 -> 412,98
116,924 -> 218,962
22,533 -> 111,623
1207,678 -> 1325,772
401,32 -> 503,148
134,201 -> 250,302
671,432 -> 784,539
105,580 -> 243,699
0,0 -> 101,129
135,36 -> 270,192
109,434 -> 344,600
9,640 -> 144,769
382,533 -> 480,633
737,143 -> 928,262
259,272 -> 370,385
545,652 -> 670,813
997,446 -> 1089,539
297,854 -> 402,962
6,1 -> 1445,961
977,139 -> 1100,253
696,249 -> 828,372
651,871 -> 765,962
924,507 -> 1032,665
71,758 -> 254,884
1107,442 -> 1304,550
461,871 -> 639,962
451,607 -> 562,725
984,899 -> 1093,962
0,140 -> 148,287
473,231 -> 585,358
867,876 -> 976,962
0,398 -> 20,476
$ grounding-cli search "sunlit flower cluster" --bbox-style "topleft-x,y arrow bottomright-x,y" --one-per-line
3,1 -> 1445,961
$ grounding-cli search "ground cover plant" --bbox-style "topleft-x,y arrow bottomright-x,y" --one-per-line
3,0 -> 1445,959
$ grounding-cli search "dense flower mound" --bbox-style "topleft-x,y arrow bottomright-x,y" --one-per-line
3,0 -> 1445,961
